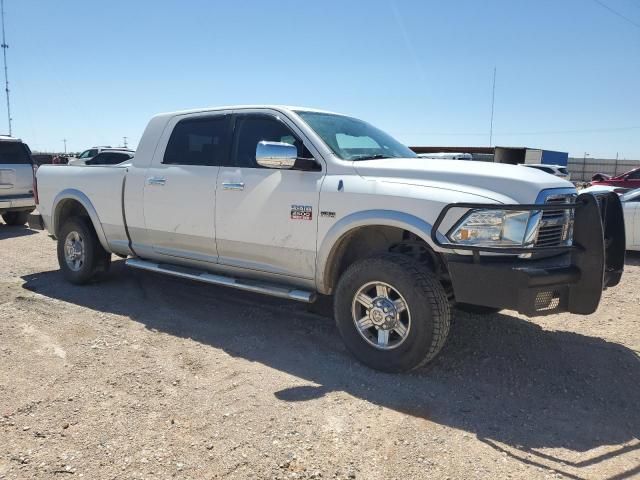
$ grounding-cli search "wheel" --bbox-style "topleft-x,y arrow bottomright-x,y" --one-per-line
57,216 -> 111,285
334,254 -> 451,372
455,303 -> 501,315
2,211 -> 30,226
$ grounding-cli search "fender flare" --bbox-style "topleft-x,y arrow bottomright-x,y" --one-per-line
51,189 -> 110,251
315,210 -> 438,294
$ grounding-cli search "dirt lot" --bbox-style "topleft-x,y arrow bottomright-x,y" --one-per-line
0,223 -> 638,480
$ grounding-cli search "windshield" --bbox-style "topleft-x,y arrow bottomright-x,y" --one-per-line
295,111 -> 417,161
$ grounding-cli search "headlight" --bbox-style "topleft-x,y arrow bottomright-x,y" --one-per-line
447,209 -> 532,247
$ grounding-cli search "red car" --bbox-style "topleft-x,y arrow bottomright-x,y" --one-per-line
591,168 -> 640,188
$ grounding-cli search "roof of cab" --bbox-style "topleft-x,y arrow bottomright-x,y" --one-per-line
151,105 -> 343,121
0,135 -> 23,143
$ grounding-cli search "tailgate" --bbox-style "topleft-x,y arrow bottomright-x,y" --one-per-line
0,164 -> 33,195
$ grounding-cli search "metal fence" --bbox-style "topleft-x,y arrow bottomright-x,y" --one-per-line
567,157 -> 640,182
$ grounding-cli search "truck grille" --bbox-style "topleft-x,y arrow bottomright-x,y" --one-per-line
535,194 -> 576,248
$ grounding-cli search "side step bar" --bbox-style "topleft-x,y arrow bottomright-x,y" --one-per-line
125,257 -> 316,303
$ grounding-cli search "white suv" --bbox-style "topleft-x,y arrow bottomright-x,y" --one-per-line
0,136 -> 36,225
68,147 -> 134,166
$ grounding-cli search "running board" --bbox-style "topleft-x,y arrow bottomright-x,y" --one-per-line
125,257 -> 316,303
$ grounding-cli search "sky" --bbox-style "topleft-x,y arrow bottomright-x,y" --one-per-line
4,0 -> 640,158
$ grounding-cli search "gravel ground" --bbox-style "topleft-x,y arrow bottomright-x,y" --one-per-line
0,223 -> 639,480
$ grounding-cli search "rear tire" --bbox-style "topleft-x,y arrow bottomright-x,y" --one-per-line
334,254 -> 451,372
57,216 -> 111,285
2,211 -> 30,226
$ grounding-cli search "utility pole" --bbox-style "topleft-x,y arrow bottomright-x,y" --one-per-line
123,136 -> 128,148
489,67 -> 496,147
62,139 -> 67,154
1,0 -> 12,136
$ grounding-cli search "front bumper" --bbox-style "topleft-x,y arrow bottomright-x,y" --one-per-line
440,192 -> 625,316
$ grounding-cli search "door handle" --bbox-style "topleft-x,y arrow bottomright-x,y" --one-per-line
147,176 -> 166,186
222,182 -> 245,191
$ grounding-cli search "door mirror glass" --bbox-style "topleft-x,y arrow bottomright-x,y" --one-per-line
256,141 -> 297,169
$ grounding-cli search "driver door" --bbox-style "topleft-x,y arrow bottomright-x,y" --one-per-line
215,112 -> 323,279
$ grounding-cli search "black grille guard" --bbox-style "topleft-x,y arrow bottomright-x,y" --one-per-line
432,192 -> 626,293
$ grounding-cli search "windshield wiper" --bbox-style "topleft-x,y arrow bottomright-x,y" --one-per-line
351,154 -> 392,161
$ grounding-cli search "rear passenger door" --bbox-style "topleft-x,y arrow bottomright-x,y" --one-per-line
142,113 -> 232,264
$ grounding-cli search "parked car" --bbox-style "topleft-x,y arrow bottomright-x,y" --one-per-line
591,167 -> 640,188
68,146 -> 113,165
68,148 -> 134,166
0,135 -> 36,226
30,105 -> 625,372
84,149 -> 134,166
521,164 -> 570,180
581,185 -> 640,251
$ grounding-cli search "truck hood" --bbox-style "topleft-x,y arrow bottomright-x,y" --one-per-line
354,158 -> 574,204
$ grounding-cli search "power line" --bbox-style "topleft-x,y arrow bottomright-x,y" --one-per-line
592,0 -> 640,30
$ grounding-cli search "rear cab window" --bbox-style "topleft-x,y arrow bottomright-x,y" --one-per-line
0,142 -> 32,165
164,115 -> 231,166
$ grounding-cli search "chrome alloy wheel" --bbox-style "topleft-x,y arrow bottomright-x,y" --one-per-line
351,281 -> 411,350
64,231 -> 85,272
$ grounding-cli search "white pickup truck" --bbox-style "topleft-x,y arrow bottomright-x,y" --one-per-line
30,106 -> 626,372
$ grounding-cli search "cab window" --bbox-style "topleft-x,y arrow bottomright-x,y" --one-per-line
232,114 -> 310,168
163,115 -> 231,166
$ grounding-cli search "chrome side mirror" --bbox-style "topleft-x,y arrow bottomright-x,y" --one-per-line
256,141 -> 297,169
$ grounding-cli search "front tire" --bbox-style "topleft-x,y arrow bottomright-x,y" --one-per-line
57,216 -> 111,285
2,210 -> 30,226
334,254 -> 451,372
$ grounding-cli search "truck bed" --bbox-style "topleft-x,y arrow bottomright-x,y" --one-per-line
36,164 -> 129,251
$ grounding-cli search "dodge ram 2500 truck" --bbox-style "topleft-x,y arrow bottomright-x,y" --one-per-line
30,106 -> 626,372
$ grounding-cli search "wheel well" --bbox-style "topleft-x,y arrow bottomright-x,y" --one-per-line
54,199 -> 92,237
324,225 -> 445,294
